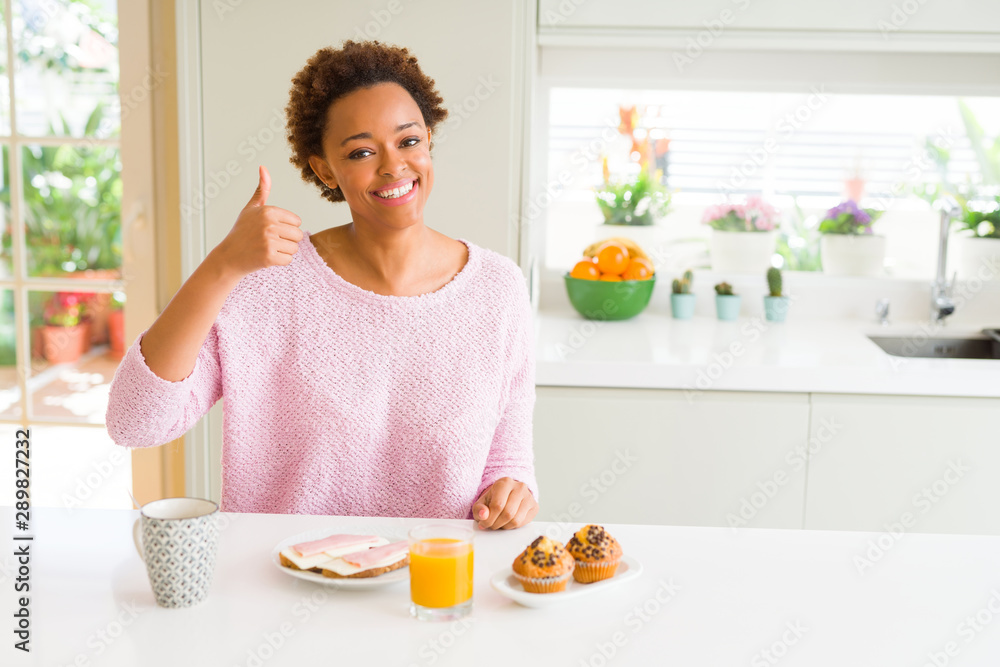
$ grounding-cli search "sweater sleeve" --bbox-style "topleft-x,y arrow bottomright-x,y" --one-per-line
105,324 -> 224,449
473,273 -> 539,507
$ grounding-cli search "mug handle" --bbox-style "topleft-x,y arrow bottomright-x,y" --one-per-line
133,518 -> 145,562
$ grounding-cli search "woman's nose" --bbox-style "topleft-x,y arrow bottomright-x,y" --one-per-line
378,146 -> 409,177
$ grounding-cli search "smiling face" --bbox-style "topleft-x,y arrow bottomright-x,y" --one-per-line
308,82 -> 434,232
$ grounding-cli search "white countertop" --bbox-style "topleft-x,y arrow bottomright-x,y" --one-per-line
535,308 -> 1000,397
7,507 -> 1000,666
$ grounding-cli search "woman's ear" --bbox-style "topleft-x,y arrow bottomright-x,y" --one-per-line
308,155 -> 336,189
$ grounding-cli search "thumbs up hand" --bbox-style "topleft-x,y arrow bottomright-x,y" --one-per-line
211,166 -> 304,279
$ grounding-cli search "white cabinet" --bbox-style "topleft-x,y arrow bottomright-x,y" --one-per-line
538,0 -> 1000,35
533,387 -> 810,529
535,387 -> 1000,536
803,393 -> 1000,536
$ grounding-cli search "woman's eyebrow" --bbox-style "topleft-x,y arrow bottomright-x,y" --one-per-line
340,121 -> 422,147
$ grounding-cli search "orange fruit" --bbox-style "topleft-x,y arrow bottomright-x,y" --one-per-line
599,273 -> 622,281
622,259 -> 653,281
570,259 -> 600,280
631,257 -> 654,274
596,243 -> 630,275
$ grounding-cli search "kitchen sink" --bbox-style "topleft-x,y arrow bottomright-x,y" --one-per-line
868,334 -> 1000,360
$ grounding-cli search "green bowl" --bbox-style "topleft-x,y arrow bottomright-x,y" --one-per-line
563,273 -> 656,321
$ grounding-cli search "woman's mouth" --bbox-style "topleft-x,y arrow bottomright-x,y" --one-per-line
371,179 -> 418,207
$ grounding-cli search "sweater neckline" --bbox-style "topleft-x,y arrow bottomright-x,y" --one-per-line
301,230 -> 479,305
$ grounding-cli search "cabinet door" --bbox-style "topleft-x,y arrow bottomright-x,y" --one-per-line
804,394 -> 1000,535
538,0 -> 1000,34
534,387 -> 810,529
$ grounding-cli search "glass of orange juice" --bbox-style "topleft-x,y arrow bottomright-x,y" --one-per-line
408,524 -> 474,621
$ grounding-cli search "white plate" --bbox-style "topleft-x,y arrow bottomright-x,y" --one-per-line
271,527 -> 410,589
490,554 -> 643,608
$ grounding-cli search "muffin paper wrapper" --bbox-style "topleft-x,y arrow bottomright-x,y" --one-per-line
512,568 -> 574,593
572,557 -> 622,583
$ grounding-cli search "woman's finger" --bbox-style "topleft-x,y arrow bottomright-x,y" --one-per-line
274,239 -> 300,256
277,223 -> 304,243
472,489 -> 491,524
490,492 -> 524,531
479,479 -> 514,529
501,495 -> 535,530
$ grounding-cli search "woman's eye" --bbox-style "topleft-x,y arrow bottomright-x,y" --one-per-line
350,137 -> 420,160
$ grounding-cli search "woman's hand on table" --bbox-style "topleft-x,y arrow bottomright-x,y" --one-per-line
472,477 -> 538,530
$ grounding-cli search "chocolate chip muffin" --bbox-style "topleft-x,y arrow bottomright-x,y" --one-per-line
511,536 -> 575,593
566,524 -> 623,583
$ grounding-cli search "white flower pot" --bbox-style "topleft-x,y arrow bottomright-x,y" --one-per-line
593,223 -> 670,270
956,236 -> 1000,281
709,230 -> 777,274
820,234 -> 886,277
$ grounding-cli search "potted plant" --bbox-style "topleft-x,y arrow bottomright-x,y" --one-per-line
953,195 -> 1000,280
702,196 -> 780,274
714,282 -> 741,321
764,267 -> 790,322
593,161 -> 673,265
670,270 -> 696,320
108,291 -> 126,359
817,200 -> 886,277
39,292 -> 90,364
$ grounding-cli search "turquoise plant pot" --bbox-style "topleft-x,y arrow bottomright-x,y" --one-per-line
715,294 -> 741,321
764,296 -> 790,322
670,293 -> 696,320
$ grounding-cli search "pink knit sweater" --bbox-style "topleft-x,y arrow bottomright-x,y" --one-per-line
106,231 -> 538,519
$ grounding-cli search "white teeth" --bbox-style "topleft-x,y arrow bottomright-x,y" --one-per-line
374,180 -> 415,199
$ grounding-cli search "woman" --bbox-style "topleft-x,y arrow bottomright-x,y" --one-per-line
106,40 -> 539,530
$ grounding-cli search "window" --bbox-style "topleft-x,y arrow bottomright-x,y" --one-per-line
543,87 -> 1000,280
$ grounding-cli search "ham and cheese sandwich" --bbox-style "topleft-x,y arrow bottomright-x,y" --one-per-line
279,534 -> 388,572
320,541 -> 410,579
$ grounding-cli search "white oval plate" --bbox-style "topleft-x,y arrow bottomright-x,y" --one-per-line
490,554 -> 643,608
271,527 -> 410,589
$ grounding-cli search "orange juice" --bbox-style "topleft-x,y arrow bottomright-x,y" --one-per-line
409,538 -> 474,608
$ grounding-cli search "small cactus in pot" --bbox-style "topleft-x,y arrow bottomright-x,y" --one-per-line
671,270 -> 693,294
714,281 -> 741,321
764,267 -> 790,322
767,267 -> 783,297
670,270 -> 696,319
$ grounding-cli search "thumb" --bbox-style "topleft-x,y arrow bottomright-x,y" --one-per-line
472,489 -> 490,521
247,165 -> 271,207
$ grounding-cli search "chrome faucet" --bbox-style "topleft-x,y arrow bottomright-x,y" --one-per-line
875,298 -> 890,326
931,197 -> 960,323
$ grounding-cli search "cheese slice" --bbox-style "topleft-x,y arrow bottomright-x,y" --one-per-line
280,548 -> 337,571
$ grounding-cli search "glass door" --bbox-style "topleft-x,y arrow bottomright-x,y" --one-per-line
0,0 -> 132,510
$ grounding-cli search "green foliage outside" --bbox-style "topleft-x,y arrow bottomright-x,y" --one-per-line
0,0 -> 121,366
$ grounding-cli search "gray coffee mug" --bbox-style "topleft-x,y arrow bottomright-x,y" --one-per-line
132,497 -> 220,608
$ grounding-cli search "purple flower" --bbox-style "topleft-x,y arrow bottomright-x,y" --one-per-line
825,201 -> 871,226
819,200 -> 877,235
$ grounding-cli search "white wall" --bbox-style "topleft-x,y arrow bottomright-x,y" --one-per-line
180,0 -> 535,502
196,0 -> 530,256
